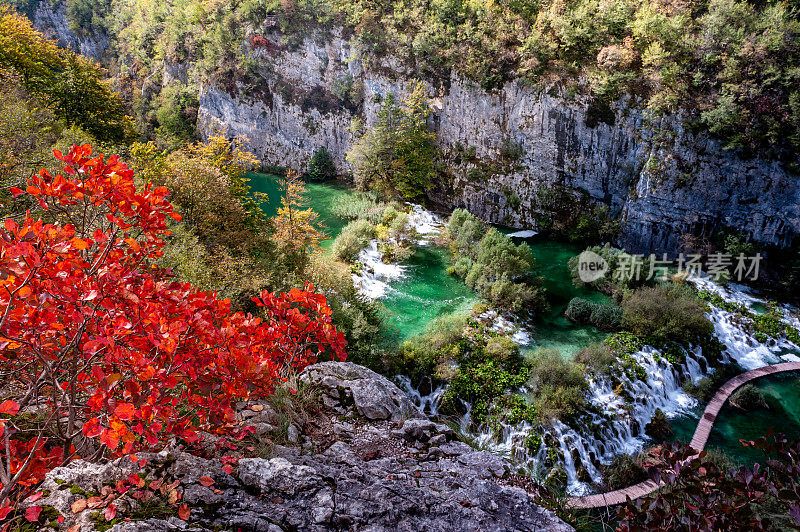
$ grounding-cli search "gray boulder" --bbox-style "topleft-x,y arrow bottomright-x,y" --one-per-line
300,362 -> 425,421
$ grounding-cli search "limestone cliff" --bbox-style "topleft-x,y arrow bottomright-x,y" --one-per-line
197,29 -> 799,254
32,0 -> 108,61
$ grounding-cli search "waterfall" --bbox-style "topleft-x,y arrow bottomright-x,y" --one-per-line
352,204 -> 444,299
351,241 -> 406,299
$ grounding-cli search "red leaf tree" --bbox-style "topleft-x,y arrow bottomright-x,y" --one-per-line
0,145 -> 346,511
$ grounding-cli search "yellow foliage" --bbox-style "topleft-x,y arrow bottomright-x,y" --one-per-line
272,171 -> 327,253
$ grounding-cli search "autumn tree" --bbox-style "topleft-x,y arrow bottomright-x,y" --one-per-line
0,3 -> 132,143
346,81 -> 437,200
271,170 -> 327,272
0,145 -> 346,518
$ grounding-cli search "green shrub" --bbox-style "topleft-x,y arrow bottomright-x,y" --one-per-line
590,303 -> 623,331
622,284 -> 714,344
307,146 -> 337,181
395,313 -> 468,379
602,453 -> 648,490
645,408 -> 672,441
565,298 -> 595,323
526,348 -> 588,422
332,219 -> 376,262
576,342 -> 615,376
565,297 -> 623,331
683,363 -> 742,402
330,193 -> 388,222
447,210 -> 546,315
729,384 -> 767,411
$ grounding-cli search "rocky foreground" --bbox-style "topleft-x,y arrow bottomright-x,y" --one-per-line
26,363 -> 571,531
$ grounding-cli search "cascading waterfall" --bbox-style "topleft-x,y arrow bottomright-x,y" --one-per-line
363,207 -> 800,495
397,272 -> 800,495
352,204 -> 444,299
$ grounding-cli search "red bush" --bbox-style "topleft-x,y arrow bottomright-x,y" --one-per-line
0,145 -> 345,516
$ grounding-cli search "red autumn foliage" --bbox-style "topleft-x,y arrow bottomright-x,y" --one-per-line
0,145 -> 346,518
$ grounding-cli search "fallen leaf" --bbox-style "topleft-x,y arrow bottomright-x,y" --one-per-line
24,506 -> 41,522
198,476 -> 214,487
177,504 -> 190,520
167,489 -> 180,504
104,503 -> 117,521
250,405 -> 264,412
25,492 -> 43,503
67,526 -> 80,532
71,499 -> 87,514
86,496 -> 104,509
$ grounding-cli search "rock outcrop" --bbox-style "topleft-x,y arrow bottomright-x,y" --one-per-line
299,361 -> 425,421
24,362 -> 572,531
196,29 -> 799,255
32,1 -> 109,61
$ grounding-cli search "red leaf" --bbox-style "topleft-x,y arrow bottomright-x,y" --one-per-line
114,403 -> 136,421
24,506 -> 41,523
177,504 -> 190,520
198,475 -> 214,487
104,503 -> 117,521
0,400 -> 20,416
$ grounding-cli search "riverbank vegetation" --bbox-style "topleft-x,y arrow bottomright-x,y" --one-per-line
347,81 -> 437,200
447,209 -> 546,315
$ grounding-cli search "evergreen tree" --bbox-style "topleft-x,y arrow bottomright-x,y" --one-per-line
307,146 -> 337,181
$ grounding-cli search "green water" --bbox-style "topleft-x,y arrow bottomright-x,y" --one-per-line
510,235 -> 612,358
669,372 -> 800,466
245,171 -> 610,351
380,246 -> 478,342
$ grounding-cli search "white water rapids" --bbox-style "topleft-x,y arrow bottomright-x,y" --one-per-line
399,274 -> 800,495
351,204 -> 444,299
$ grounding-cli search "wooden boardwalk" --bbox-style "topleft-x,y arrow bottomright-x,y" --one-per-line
566,361 -> 800,509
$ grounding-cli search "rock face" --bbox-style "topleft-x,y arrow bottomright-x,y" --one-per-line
300,361 -> 425,421
25,362 -> 572,531
32,1 -> 109,60
196,29 -> 800,255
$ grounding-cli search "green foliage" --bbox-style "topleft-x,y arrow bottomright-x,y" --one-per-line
683,363 -> 742,402
602,453 -> 648,490
622,284 -> 714,344
330,192 -> 390,222
729,383 -> 767,411
307,146 -> 337,181
0,5 -> 132,143
154,84 -> 198,149
332,218 -> 375,262
395,313 -> 469,380
447,209 -> 546,315
526,348 -> 588,422
400,315 -> 528,425
644,408 -> 672,441
564,297 -> 622,331
347,82 -> 437,199
533,185 -> 620,244
575,342 -> 616,377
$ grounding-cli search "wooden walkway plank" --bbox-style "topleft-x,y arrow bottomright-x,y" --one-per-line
566,362 -> 800,509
